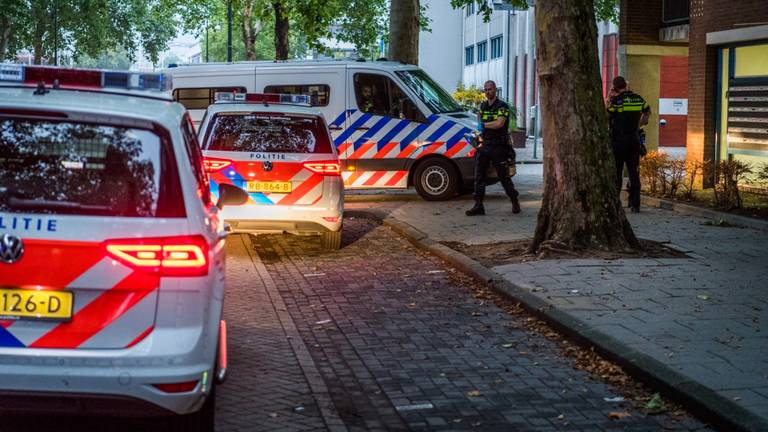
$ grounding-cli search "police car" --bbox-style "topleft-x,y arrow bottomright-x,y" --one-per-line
199,92 -> 344,250
0,65 -> 247,431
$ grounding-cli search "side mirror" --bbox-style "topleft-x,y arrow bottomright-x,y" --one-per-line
216,184 -> 249,210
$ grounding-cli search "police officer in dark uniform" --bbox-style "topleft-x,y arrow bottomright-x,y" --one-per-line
606,76 -> 650,213
466,80 -> 520,216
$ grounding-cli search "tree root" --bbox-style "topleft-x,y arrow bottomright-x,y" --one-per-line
536,240 -> 582,259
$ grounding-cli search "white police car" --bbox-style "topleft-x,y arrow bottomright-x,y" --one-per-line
0,65 -> 247,431
199,93 -> 344,250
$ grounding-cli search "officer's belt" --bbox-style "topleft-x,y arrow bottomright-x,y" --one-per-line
483,135 -> 509,145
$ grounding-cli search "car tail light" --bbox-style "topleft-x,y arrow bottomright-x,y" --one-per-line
303,160 -> 341,176
152,380 -> 199,393
203,157 -> 232,173
103,235 -> 209,276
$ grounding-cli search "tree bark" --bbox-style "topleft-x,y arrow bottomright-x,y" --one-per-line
273,1 -> 289,60
530,0 -> 639,255
388,0 -> 419,65
0,17 -> 11,61
241,0 -> 257,60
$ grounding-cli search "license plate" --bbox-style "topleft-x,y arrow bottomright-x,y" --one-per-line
247,181 -> 292,193
0,288 -> 73,320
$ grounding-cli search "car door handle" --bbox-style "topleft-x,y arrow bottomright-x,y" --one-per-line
355,126 -> 369,130
329,125 -> 343,131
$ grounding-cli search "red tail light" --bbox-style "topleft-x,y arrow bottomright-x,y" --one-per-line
152,380 -> 199,393
203,157 -> 232,173
103,236 -> 209,276
303,160 -> 341,175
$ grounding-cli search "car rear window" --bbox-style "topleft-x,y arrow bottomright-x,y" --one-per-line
204,113 -> 333,154
0,116 -> 184,217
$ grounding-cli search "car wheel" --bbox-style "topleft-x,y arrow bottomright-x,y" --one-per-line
321,230 -> 342,250
414,158 -> 459,201
167,383 -> 216,432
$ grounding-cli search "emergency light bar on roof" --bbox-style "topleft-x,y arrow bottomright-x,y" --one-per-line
0,64 -> 172,92
214,92 -> 311,105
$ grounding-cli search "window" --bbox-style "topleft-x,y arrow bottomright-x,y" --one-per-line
465,46 -> 475,66
395,70 -> 463,114
663,0 -> 689,23
477,41 -> 488,62
205,114 -> 333,154
0,116 -> 184,217
173,86 -> 246,110
181,115 -> 211,205
466,3 -> 475,16
353,73 -> 427,123
263,84 -> 330,107
491,35 -> 503,59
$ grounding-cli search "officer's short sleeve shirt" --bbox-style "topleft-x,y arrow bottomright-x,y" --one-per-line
480,99 -> 510,141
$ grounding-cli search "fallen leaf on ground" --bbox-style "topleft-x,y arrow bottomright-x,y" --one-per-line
608,411 -> 632,420
645,393 -> 667,413
697,294 -> 710,300
467,390 -> 482,397
604,396 -> 625,402
315,319 -> 331,325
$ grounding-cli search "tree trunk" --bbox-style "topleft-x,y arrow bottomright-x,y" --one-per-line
388,0 -> 419,65
529,0 -> 639,255
241,0 -> 257,60
0,17 -> 11,61
273,1 -> 289,60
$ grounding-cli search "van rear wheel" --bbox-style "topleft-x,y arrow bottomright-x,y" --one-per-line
414,158 -> 459,201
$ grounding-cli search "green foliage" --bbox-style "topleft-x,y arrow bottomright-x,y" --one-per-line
335,0 -> 388,59
0,0 -> 181,64
449,0 -> 619,23
74,47 -> 134,70
452,83 -> 485,110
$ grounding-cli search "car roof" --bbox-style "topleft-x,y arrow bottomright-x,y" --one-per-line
205,102 -> 324,117
0,86 -> 186,127
165,60 -> 420,77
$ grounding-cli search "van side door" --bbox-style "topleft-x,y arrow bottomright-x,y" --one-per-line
340,68 -> 431,189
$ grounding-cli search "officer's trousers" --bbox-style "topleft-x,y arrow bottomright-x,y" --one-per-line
613,141 -> 640,209
473,144 -> 519,202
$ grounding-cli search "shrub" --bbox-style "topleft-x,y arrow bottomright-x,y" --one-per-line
682,160 -> 710,200
712,159 -> 752,209
453,84 -> 485,112
665,159 -> 687,197
639,151 -> 670,195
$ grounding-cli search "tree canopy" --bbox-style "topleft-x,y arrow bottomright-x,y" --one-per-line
449,0 -> 619,23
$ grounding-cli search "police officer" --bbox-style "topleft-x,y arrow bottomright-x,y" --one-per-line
606,76 -> 650,213
466,80 -> 521,216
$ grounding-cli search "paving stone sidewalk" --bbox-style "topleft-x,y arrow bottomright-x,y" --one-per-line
346,164 -> 768,430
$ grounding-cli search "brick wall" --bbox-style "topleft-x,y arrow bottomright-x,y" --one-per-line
687,0 -> 768,167
620,0 -> 664,45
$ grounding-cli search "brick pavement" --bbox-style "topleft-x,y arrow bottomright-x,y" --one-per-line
246,218 -> 710,431
346,163 -> 768,429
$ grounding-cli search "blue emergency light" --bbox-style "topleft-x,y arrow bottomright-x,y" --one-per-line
0,64 -> 171,92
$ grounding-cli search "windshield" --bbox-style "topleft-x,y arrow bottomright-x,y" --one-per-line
395,69 -> 463,114
205,113 -> 333,154
0,117 -> 184,217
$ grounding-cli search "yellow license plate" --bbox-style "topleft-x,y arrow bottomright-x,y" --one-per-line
0,288 -> 73,320
247,181 -> 292,193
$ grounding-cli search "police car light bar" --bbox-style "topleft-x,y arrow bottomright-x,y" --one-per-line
0,64 -> 171,92
214,92 -> 311,105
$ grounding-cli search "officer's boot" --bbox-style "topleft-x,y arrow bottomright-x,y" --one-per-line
465,200 -> 485,216
511,197 -> 521,214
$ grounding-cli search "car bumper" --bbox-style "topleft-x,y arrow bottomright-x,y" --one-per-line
221,201 -> 343,234
0,325 -> 218,416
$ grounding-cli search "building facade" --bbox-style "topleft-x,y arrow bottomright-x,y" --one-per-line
621,0 -> 768,167
419,2 -> 618,135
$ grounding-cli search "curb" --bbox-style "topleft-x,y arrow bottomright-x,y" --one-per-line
640,195 -> 768,231
347,210 -> 767,432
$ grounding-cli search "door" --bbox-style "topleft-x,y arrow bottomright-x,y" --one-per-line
340,69 -> 429,189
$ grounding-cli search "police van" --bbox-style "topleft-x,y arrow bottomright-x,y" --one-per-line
0,65 -> 248,431
167,61 -> 484,201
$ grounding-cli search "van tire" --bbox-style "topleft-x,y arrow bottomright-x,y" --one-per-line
167,383 -> 216,432
321,230 -> 342,250
414,158 -> 459,201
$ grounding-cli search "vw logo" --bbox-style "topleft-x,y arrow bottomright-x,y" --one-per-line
263,160 -> 273,172
0,234 -> 24,264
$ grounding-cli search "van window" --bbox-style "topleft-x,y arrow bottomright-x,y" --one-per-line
173,87 -> 247,110
354,73 -> 427,123
205,113 -> 333,154
263,84 -> 330,107
0,116 -> 184,217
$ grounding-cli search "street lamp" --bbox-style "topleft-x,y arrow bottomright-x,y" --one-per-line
227,1 -> 233,62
